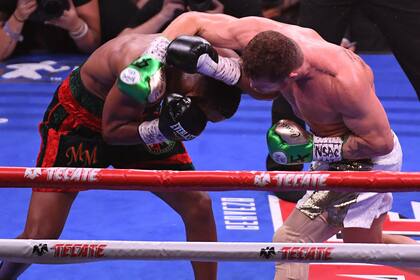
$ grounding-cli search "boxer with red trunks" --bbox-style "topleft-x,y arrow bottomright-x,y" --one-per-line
0,33 -> 241,280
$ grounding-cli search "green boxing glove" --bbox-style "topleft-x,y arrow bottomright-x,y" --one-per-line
267,119 -> 344,164
118,36 -> 169,104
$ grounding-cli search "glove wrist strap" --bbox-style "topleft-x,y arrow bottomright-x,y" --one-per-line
197,55 -> 241,85
144,36 -> 170,62
138,119 -> 168,144
312,136 -> 343,162
215,56 -> 241,85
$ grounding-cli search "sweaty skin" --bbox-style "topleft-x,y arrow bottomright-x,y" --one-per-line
163,12 -> 394,161
0,33 -> 220,280
80,33 -> 225,145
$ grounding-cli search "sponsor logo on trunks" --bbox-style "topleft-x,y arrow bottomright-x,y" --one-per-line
24,168 -> 42,179
169,123 -> 196,141
259,247 -> 276,259
254,172 -> 329,188
32,243 -> 49,256
65,144 -> 98,166
52,243 -> 106,258
279,246 -> 333,261
24,168 -> 99,182
145,141 -> 176,155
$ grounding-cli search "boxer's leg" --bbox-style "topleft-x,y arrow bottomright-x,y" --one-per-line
273,209 -> 340,280
342,212 -> 386,243
0,191 -> 78,280
154,191 -> 217,280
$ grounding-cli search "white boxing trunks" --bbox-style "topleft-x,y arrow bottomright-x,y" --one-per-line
296,132 -> 402,228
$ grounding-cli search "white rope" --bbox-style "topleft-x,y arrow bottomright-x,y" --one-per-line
0,239 -> 419,266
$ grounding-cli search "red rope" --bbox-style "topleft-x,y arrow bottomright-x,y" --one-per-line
0,167 -> 419,192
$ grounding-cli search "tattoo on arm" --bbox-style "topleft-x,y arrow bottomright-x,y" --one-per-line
344,136 -> 373,159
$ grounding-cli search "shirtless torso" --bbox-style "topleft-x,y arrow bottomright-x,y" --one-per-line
163,12 -> 394,160
0,32 -> 226,280
81,33 -> 185,101
77,32 -> 228,145
161,13 -> 420,280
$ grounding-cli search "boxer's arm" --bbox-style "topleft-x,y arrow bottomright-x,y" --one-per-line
163,12 -> 286,98
102,83 -> 208,145
102,82 -> 146,145
337,78 -> 394,159
164,12 -> 320,50
163,12 -> 263,50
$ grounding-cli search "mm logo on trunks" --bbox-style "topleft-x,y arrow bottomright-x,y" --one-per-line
145,141 -> 175,155
65,143 -> 98,166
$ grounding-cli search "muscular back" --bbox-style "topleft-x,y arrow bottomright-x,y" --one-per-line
163,12 -> 393,158
79,33 -> 214,103
281,41 -> 378,135
80,33 -> 160,100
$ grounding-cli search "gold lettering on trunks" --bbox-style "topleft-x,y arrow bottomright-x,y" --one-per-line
65,144 -> 97,166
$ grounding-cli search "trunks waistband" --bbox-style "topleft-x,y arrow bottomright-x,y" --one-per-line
57,66 -> 103,132
67,66 -> 104,118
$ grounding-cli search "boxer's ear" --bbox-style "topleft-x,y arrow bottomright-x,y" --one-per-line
289,71 -> 299,79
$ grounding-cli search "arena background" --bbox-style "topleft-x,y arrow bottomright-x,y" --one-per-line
0,54 -> 419,279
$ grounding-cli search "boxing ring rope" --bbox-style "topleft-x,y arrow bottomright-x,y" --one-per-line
0,166 -> 420,192
1,239 -> 419,266
1,167 -> 419,268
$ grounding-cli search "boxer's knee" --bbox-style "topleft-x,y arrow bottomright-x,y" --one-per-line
274,262 -> 309,280
274,225 -> 296,243
273,217 -> 309,280
273,221 -> 306,243
182,193 -> 214,225
273,223 -> 310,280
